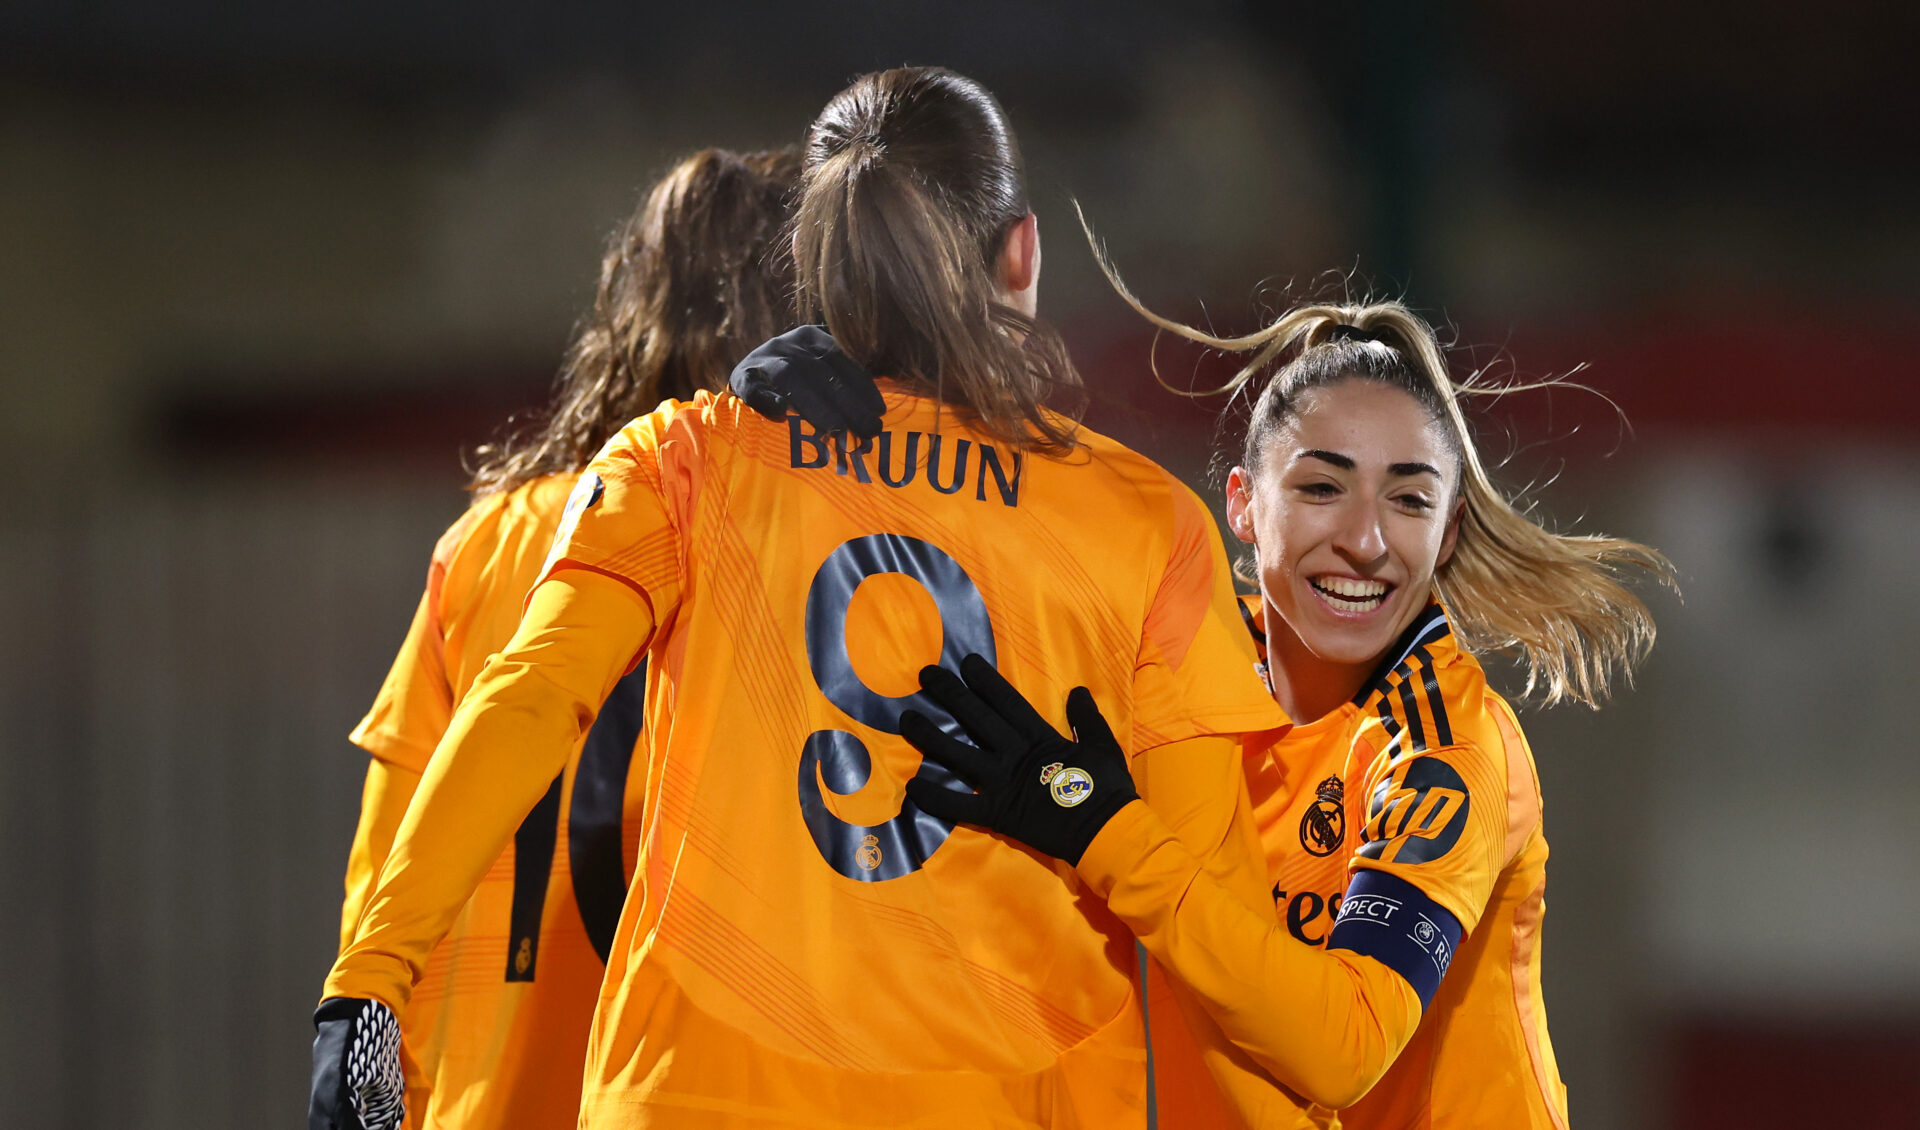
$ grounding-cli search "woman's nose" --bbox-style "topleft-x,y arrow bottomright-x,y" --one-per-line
1333,499 -> 1388,563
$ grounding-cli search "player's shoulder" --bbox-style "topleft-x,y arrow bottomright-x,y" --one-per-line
500,468 -> 575,515
1351,604 -> 1521,777
1350,606 -> 1550,877
1027,416 -> 1210,536
597,391 -> 732,457
436,473 -> 575,565
424,474 -> 581,629
1068,418 -> 1190,494
427,487 -> 498,575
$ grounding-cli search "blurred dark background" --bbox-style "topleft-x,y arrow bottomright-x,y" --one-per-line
3,2 -> 1916,1126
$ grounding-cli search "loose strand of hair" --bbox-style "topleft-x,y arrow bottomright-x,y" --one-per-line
1076,200 -> 1309,401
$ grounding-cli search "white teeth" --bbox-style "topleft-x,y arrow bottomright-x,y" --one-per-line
1316,576 -> 1388,598
1311,576 -> 1390,613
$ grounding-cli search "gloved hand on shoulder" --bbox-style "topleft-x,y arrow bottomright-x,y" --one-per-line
729,325 -> 885,438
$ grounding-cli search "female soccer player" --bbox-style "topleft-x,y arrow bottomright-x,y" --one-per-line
897,298 -> 1676,1128
327,146 -> 800,1130
312,67 -> 1285,1130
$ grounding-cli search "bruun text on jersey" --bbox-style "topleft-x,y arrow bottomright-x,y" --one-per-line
789,417 -> 1023,508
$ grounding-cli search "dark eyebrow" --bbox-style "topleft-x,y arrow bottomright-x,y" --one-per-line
1296,450 -> 1443,479
1297,449 -> 1355,470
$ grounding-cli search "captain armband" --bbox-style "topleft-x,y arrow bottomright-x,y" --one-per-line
1325,869 -> 1463,1010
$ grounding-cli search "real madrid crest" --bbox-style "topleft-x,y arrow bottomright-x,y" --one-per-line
856,834 -> 883,872
1298,775 -> 1346,856
1039,761 -> 1094,808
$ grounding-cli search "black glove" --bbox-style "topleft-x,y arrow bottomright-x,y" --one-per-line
728,325 -> 886,438
901,654 -> 1139,866
309,997 -> 406,1130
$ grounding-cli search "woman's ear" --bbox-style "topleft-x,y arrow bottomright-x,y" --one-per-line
1225,465 -> 1258,544
1436,496 -> 1465,569
996,212 -> 1040,316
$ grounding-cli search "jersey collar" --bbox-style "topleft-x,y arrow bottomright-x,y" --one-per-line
1238,594 -> 1267,659
1351,603 -> 1452,707
1237,594 -> 1456,714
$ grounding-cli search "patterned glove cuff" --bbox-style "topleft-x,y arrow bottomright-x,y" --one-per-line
345,1000 -> 405,1130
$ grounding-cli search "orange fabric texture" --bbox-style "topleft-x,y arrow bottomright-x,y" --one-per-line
1101,597 -> 1570,1128
329,570 -> 653,1011
330,388 -> 1286,1129
341,473 -> 648,1130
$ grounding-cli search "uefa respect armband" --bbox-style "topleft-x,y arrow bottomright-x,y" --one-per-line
1325,869 -> 1464,1010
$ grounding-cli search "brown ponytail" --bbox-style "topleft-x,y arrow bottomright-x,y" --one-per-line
1086,239 -> 1675,706
469,146 -> 800,495
795,67 -> 1083,453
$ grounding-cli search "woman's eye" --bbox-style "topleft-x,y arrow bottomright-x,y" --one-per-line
1297,482 -> 1339,497
1396,494 -> 1434,512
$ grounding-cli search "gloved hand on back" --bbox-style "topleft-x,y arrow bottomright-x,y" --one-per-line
902,654 -> 1140,866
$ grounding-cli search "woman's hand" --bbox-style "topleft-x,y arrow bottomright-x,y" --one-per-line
901,654 -> 1139,866
728,325 -> 886,439
308,997 -> 404,1130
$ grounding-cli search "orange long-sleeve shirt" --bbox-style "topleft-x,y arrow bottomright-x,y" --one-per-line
326,390 -> 1291,1128
338,472 -> 654,1130
1081,601 -> 1569,1129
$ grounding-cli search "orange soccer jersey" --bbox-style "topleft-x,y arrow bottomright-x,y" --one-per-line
456,387 -> 1287,1128
344,472 -> 650,1130
1115,598 -> 1570,1129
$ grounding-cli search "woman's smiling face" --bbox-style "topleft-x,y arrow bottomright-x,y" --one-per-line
1227,379 -> 1463,680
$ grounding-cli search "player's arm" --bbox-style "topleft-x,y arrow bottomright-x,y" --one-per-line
324,570 -> 653,1007
313,413 -> 694,1130
905,661 -> 1497,1109
338,560 -> 457,955
338,758 -> 423,954
1130,731 -> 1326,1127
328,403 -> 695,1000
1078,788 -> 1426,1108
310,570 -> 653,1130
1117,478 -> 1329,1121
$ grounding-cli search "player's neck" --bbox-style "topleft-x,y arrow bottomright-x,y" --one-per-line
1261,599 -> 1373,724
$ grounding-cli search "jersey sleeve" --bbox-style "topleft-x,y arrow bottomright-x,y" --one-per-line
1076,799 -> 1424,1110
1130,481 -> 1289,749
326,402 -> 702,1012
1346,739 -> 1507,933
324,570 -> 656,1011
1319,737 -> 1507,1011
338,758 -> 422,953
533,396 -> 705,627
348,525 -> 466,774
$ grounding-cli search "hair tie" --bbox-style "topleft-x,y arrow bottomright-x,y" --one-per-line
1327,323 -> 1384,345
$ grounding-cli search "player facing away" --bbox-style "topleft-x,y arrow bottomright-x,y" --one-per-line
321,147 -> 800,1130
894,299 -> 1677,1128
748,297 -> 1675,1126
313,66 -> 1287,1130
